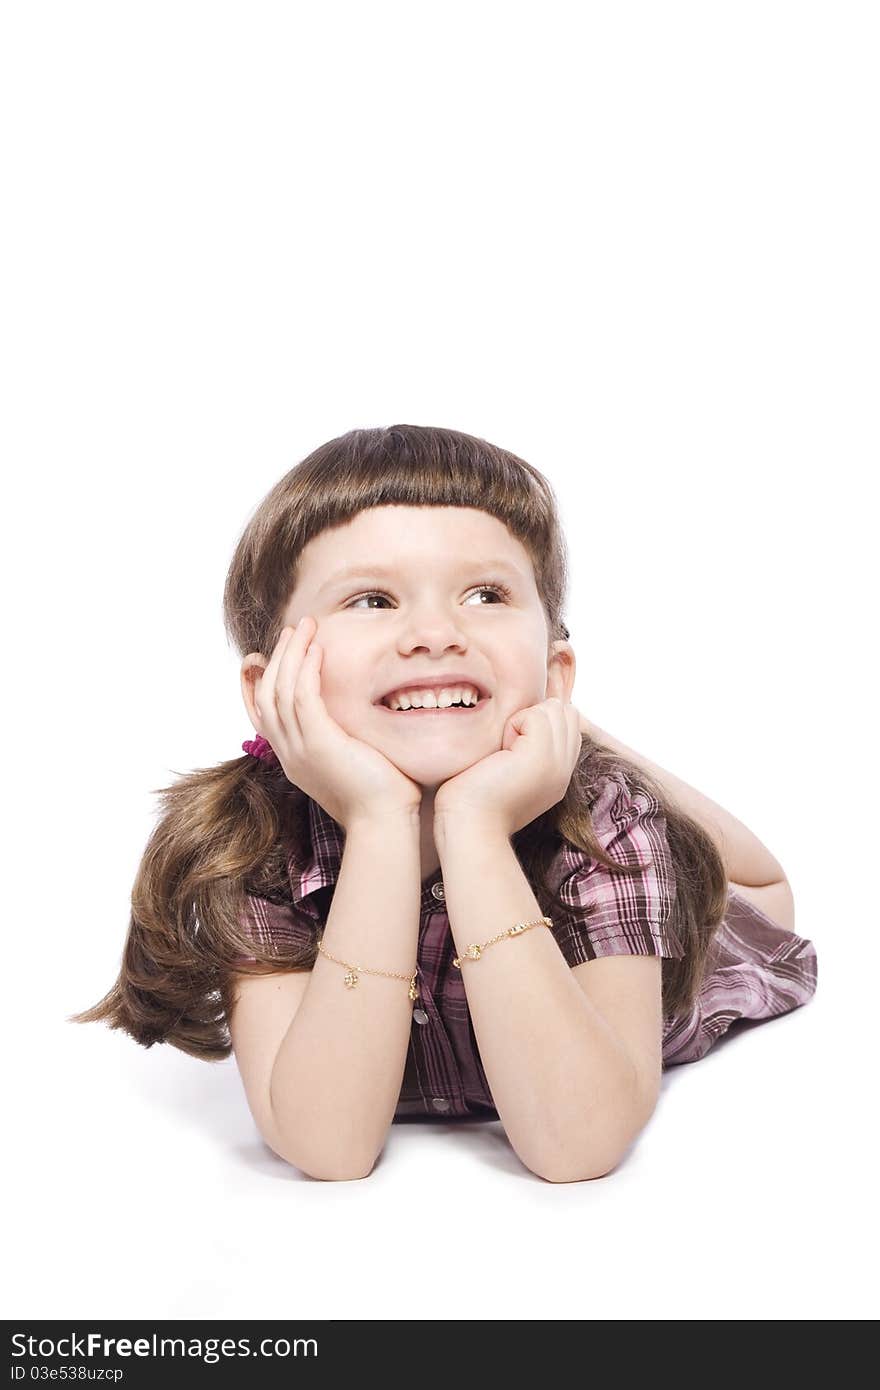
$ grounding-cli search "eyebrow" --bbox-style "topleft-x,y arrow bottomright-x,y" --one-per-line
317,558 -> 528,595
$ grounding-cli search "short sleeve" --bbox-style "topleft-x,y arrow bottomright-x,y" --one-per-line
231,891 -> 318,966
547,774 -> 686,967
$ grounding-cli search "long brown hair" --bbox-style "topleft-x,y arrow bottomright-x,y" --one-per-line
69,424 -> 728,1059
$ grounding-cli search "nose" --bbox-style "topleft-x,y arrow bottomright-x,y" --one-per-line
399,615 -> 470,652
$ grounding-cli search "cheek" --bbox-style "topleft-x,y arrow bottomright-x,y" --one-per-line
323,685 -> 381,737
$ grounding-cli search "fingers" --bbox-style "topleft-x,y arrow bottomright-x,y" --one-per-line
568,703 -> 583,762
253,626 -> 292,732
272,617 -> 316,745
292,623 -> 325,731
553,697 -> 579,765
545,696 -> 582,769
255,618 -> 310,748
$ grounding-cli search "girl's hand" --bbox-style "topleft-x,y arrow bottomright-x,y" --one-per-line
434,669 -> 584,839
254,617 -> 423,830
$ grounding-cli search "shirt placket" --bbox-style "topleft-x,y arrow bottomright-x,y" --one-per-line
400,876 -> 470,1115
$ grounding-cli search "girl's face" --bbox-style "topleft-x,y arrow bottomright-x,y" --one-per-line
273,505 -> 575,793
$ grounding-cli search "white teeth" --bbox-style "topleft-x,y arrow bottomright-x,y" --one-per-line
384,684 -> 481,711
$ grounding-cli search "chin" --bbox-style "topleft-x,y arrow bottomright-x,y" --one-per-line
387,748 -> 489,782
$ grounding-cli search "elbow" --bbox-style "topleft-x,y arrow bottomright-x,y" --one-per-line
729,876 -> 796,934
525,1151 -> 623,1183
520,1097 -> 654,1184
275,1143 -> 378,1181
514,1125 -> 624,1182
264,1129 -> 379,1181
262,1096 -> 381,1179
302,1160 -> 376,1182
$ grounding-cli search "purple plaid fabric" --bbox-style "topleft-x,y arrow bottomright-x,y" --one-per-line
232,774 -> 818,1118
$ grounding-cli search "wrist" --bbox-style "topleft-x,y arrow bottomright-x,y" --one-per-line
434,808 -> 510,855
346,805 -> 422,838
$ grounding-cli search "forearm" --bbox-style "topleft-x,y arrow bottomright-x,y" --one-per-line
436,817 -> 642,1181
269,811 -> 421,1179
584,717 -> 787,887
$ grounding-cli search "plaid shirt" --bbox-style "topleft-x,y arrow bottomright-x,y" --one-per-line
233,774 -> 818,1119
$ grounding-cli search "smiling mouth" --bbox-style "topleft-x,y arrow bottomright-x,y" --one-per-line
376,696 -> 491,718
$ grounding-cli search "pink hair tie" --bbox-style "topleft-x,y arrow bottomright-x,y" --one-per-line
242,734 -> 280,765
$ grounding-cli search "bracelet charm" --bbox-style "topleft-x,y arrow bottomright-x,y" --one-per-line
452,916 -> 553,969
316,934 -> 420,1003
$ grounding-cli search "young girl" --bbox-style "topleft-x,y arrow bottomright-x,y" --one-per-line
71,424 -> 818,1182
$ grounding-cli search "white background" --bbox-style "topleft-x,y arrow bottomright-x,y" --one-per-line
2,0 -> 876,1323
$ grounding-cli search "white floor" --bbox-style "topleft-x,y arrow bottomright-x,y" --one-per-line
6,929 -> 872,1321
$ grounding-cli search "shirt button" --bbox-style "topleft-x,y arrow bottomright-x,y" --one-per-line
412,1008 -> 429,1025
431,1097 -> 451,1112
431,880 -> 445,900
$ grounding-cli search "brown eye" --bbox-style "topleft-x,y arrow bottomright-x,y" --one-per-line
344,582 -> 512,610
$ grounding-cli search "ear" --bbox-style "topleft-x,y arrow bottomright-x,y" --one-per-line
547,641 -> 576,703
240,654 -> 269,735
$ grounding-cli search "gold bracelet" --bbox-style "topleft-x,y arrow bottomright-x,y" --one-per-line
316,935 -> 420,1001
452,916 -> 553,968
